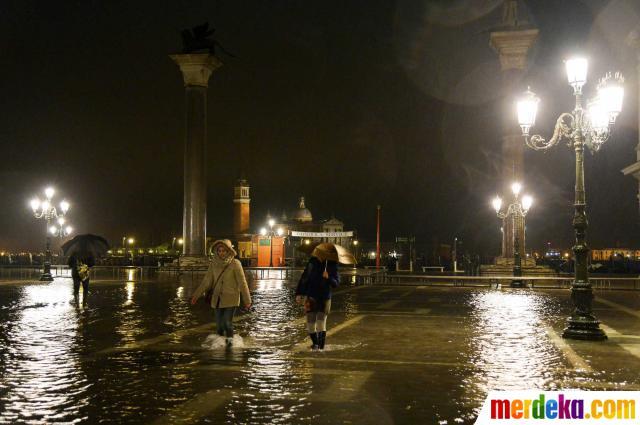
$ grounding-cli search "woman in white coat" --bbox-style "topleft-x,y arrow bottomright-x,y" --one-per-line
191,239 -> 251,347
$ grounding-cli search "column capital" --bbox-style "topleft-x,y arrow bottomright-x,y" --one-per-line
490,29 -> 539,71
170,53 -> 222,87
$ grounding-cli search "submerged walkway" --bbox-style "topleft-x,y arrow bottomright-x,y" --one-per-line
0,276 -> 639,424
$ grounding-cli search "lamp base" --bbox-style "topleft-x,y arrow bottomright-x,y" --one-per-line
40,262 -> 54,281
39,273 -> 54,282
562,315 -> 607,340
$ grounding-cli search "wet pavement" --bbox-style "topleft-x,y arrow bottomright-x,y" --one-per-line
1,274 -> 639,424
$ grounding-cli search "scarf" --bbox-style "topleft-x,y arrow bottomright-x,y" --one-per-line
210,251 -> 233,269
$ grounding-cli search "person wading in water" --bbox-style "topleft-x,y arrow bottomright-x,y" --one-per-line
191,239 -> 251,348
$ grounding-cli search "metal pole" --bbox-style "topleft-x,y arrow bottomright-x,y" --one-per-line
376,205 -> 381,269
562,96 -> 606,340
40,217 -> 53,281
512,236 -> 523,287
453,237 -> 457,274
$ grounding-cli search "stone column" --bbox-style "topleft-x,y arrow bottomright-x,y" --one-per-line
622,29 -> 640,212
490,13 -> 537,261
170,54 -> 222,258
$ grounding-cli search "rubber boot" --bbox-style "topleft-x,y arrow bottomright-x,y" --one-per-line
226,337 -> 233,348
318,331 -> 326,350
309,333 -> 319,350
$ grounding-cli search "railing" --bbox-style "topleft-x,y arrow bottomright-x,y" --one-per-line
0,265 -> 162,282
421,266 -> 445,273
381,274 -> 640,290
158,266 -> 387,286
1,264 -> 637,290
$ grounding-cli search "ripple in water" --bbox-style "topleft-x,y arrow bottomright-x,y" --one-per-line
460,290 -> 565,419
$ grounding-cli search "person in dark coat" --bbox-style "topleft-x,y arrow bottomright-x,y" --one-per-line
69,254 -> 94,295
295,256 -> 339,350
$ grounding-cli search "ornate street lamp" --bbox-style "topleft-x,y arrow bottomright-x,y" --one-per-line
517,57 -> 624,340
30,187 -> 70,281
49,216 -> 73,238
260,219 -> 283,267
492,182 -> 533,287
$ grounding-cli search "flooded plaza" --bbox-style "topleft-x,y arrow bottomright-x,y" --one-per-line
1,274 -> 640,424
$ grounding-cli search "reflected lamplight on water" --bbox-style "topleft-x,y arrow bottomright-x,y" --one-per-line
125,281 -> 135,305
467,291 -> 560,398
2,282 -> 89,421
256,280 -> 284,292
126,269 -> 136,282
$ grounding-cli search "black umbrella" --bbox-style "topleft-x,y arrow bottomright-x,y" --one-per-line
61,234 -> 110,258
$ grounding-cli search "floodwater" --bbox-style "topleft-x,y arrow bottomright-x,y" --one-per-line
1,274 -> 639,424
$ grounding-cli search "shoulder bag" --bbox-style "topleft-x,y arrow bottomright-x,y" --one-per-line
204,263 -> 230,305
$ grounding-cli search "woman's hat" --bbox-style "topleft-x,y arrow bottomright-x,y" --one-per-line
211,239 -> 237,256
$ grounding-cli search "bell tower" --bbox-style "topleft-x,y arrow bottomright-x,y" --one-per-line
233,179 -> 251,237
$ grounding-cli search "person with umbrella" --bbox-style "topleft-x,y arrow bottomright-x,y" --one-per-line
190,239 -> 252,348
68,254 -> 94,296
296,243 -> 353,351
62,234 -> 109,297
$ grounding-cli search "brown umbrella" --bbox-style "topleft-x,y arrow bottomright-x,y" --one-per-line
296,242 -> 357,265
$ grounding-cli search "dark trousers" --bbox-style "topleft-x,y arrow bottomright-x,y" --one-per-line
215,307 -> 236,337
73,277 -> 89,294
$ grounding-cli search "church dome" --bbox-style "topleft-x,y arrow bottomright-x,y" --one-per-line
292,197 -> 313,222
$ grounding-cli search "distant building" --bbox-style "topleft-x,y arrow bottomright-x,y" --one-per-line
253,197 -> 355,266
591,248 -> 640,262
230,180 -> 356,267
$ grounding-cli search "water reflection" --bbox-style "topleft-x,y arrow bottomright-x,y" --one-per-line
226,279 -> 310,422
462,290 -> 563,417
124,281 -> 135,306
115,279 -> 144,345
166,285 -> 196,342
256,280 -> 284,292
0,279 -> 89,423
126,268 -> 136,282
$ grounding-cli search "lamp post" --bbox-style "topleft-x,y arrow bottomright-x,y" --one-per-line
260,219 -> 283,267
492,182 -> 533,287
171,237 -> 184,255
517,57 -> 624,340
122,237 -> 134,265
453,237 -> 458,274
352,239 -> 359,266
30,187 -> 70,281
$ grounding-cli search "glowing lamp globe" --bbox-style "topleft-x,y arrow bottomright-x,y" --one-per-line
597,77 -> 624,121
44,187 -> 55,199
565,57 -> 588,90
588,99 -> 609,132
492,196 -> 502,213
517,88 -> 539,135
511,182 -> 522,197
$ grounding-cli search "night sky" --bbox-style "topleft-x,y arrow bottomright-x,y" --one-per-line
1,0 -> 639,255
